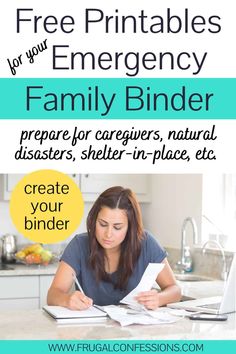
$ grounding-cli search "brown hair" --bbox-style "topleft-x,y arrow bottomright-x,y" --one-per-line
87,186 -> 144,290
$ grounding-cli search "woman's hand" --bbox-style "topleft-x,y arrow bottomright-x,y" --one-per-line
66,291 -> 93,310
135,290 -> 160,310
135,259 -> 182,310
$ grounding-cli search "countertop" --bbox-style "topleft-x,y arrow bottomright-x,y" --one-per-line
0,279 -> 235,340
0,307 -> 235,340
0,263 -> 58,276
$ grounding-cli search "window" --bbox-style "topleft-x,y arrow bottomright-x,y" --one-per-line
202,174 -> 236,250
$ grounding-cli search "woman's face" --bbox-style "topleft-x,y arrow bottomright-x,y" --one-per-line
95,206 -> 128,253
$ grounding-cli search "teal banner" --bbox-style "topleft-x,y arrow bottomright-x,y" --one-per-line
0,340 -> 235,354
0,78 -> 235,119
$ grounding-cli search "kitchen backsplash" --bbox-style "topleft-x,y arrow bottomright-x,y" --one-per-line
165,246 -> 234,280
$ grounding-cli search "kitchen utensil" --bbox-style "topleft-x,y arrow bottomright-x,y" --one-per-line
1,234 -> 17,263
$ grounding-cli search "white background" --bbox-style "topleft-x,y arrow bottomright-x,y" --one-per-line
0,0 -> 235,78
0,0 -> 236,173
0,119 -> 235,174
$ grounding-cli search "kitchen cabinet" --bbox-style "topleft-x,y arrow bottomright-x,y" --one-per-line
79,174 -> 150,202
0,298 -> 39,310
0,174 -> 78,201
0,275 -> 39,310
39,275 -> 54,308
0,265 -> 56,310
0,174 -> 24,200
0,174 -> 150,202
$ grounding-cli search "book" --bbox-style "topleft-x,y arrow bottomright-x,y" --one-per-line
43,305 -> 107,324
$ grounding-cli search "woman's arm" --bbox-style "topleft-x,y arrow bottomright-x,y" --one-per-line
47,261 -> 93,310
136,258 -> 182,310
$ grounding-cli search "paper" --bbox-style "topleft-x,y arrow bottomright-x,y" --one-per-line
104,306 -> 180,327
43,305 -> 107,323
120,263 -> 164,309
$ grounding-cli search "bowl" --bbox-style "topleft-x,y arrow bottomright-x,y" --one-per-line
15,254 -> 57,266
15,244 -> 57,266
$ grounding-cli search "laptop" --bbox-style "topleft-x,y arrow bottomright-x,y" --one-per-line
167,254 -> 236,314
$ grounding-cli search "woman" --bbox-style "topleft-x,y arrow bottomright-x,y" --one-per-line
47,186 -> 181,310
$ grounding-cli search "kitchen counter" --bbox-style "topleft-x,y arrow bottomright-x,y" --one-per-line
0,280 -> 235,340
0,262 -> 58,276
0,308 -> 235,340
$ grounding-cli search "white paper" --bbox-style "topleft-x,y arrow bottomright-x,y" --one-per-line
120,263 -> 164,308
105,306 -> 180,327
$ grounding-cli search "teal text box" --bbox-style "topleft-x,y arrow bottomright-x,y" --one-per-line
0,340 -> 236,354
0,78 -> 235,119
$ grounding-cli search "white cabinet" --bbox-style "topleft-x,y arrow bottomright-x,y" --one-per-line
0,174 -> 24,200
0,174 -> 78,200
0,298 -> 39,310
39,275 -> 54,308
1,174 -> 151,202
79,174 -> 150,202
0,273 -> 55,310
0,275 -> 39,310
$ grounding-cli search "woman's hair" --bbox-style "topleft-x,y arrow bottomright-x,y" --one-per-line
87,186 -> 144,290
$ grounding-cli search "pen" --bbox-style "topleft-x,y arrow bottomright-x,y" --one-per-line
72,273 -> 106,313
72,273 -> 84,294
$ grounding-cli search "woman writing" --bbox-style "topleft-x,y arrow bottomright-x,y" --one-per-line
47,186 -> 181,310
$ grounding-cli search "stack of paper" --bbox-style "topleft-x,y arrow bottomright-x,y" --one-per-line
104,306 -> 181,326
43,305 -> 107,324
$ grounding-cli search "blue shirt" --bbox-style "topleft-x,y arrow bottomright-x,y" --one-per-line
61,231 -> 167,306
